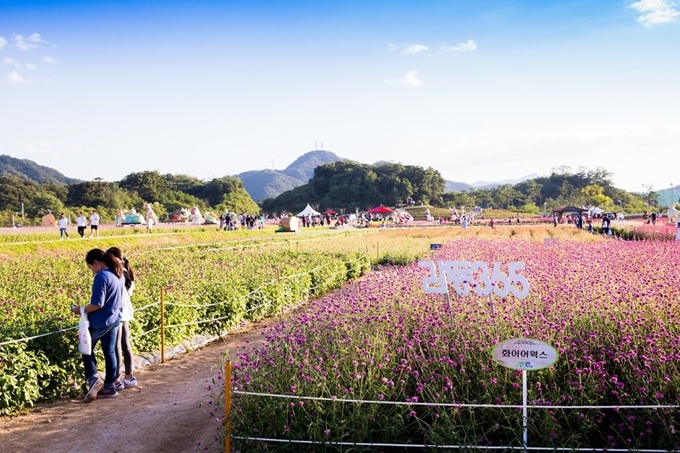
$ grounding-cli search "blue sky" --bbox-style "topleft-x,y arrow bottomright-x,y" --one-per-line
1,0 -> 679,193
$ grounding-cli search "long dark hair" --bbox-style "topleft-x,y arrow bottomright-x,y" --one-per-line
106,247 -> 135,289
85,248 -> 124,278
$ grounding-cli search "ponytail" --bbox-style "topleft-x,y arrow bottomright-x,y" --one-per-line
106,247 -> 134,288
103,253 -> 124,278
85,248 -> 124,278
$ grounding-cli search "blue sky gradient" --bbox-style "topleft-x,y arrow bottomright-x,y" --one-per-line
2,0 -> 679,192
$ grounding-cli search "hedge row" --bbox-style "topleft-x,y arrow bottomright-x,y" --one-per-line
0,248 -> 370,415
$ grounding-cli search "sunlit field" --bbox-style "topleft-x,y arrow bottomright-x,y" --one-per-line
224,232 -> 680,451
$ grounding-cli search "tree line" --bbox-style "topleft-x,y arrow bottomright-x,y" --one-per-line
261,163 -> 653,215
0,164 -> 656,227
0,171 -> 259,226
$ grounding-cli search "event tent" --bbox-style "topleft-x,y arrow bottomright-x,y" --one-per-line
367,205 -> 393,214
297,204 -> 321,217
552,206 -> 587,214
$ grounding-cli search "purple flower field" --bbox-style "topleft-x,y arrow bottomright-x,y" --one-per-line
229,237 -> 680,451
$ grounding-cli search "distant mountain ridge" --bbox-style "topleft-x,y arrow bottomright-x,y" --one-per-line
236,150 -> 342,201
1,151 -> 539,201
470,173 -> 540,189
240,150 -> 496,201
0,154 -> 81,185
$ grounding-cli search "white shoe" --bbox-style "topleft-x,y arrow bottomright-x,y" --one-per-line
122,377 -> 138,387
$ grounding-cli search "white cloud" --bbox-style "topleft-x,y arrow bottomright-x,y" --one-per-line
26,63 -> 36,70
13,33 -> 47,51
442,39 -> 478,52
0,36 -> 7,50
7,71 -> 24,83
387,43 -> 400,51
43,56 -> 59,64
629,0 -> 680,25
12,142 -> 57,156
3,57 -> 21,69
385,70 -> 423,87
402,44 -> 429,55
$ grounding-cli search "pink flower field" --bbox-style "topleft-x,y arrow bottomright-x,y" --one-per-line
229,237 -> 680,451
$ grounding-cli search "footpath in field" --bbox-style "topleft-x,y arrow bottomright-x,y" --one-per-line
0,318 -> 274,453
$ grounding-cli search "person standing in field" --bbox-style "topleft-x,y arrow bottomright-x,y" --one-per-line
71,248 -> 125,402
601,214 -> 612,236
58,213 -> 70,240
107,247 -> 139,390
89,210 -> 100,238
144,203 -> 157,233
76,211 -> 87,238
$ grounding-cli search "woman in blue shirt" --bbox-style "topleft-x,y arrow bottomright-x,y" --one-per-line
71,248 -> 125,402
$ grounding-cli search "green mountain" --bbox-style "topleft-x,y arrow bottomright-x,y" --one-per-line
445,181 -> 473,192
2,151 -> 495,202
0,154 -> 81,185
237,150 -> 344,201
238,150 -> 480,201
237,169 -> 305,201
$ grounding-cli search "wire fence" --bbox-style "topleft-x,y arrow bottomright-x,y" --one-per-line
229,390 -> 680,452
0,255 -> 364,349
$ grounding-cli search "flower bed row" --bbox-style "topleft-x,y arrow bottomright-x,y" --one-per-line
0,246 -> 370,415
227,237 -> 680,450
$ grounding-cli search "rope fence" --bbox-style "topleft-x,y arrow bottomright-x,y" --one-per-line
231,390 -> 680,411
131,229 -> 375,257
228,437 -> 674,452
0,255 -> 364,358
226,385 -> 680,452
0,326 -> 77,347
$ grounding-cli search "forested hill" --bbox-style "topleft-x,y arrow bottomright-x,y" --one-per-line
0,154 -> 81,185
237,150 -> 343,200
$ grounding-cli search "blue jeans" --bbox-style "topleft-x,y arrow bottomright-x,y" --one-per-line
82,320 -> 120,390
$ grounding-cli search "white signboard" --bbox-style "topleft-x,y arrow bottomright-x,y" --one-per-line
492,338 -> 558,371
418,260 -> 530,298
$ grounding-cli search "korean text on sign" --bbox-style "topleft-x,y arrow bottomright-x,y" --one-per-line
418,260 -> 530,298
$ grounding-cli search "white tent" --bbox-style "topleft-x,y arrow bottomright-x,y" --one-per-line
588,207 -> 604,217
297,204 -> 321,217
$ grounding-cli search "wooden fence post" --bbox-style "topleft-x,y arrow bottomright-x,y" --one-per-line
160,287 -> 165,363
225,360 -> 232,453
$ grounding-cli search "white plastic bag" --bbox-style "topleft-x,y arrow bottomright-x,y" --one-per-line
120,288 -> 134,322
78,306 -> 92,355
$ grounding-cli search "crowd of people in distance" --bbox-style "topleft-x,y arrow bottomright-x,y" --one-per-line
58,210 -> 101,240
219,213 -> 265,230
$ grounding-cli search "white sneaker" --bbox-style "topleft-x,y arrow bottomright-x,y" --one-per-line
114,381 -> 125,391
122,377 -> 138,387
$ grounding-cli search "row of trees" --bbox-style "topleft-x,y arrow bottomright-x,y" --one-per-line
0,172 -> 259,226
261,162 -> 446,213
443,167 -> 654,215
260,163 -> 653,216
0,164 -> 660,227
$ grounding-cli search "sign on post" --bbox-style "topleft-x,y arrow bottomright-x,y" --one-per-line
491,338 -> 558,371
491,338 -> 558,449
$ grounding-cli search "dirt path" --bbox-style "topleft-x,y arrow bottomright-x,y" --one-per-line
0,319 -> 273,453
